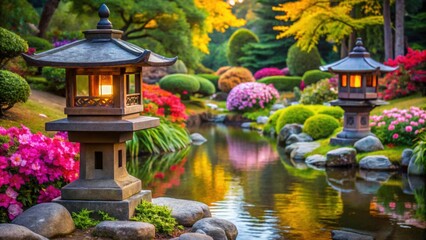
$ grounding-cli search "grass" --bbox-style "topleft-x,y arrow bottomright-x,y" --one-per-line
371,93 -> 426,115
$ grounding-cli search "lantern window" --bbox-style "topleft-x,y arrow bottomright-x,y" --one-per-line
349,74 -> 362,88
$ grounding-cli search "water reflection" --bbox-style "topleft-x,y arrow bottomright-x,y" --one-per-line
127,124 -> 426,239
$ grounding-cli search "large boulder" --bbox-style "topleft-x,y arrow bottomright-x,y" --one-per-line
12,203 -> 75,238
326,148 -> 357,167
191,217 -> 238,240
401,149 -> 413,167
359,155 -> 394,170
176,233 -> 214,240
278,124 -> 303,143
354,136 -> 384,152
152,197 -> 211,227
331,230 -> 374,240
92,221 -> 155,240
0,224 -> 48,240
306,154 -> 327,167
285,133 -> 313,145
288,142 -> 320,160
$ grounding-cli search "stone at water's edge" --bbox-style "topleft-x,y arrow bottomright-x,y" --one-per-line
306,154 -> 327,167
331,230 -> 374,240
256,116 -> 269,124
401,148 -> 413,167
11,203 -> 75,238
241,122 -> 252,128
175,232 -> 214,240
0,223 -> 48,240
359,155 -> 394,170
153,197 -> 211,227
326,148 -> 357,167
285,133 -> 313,145
359,170 -> 394,182
278,124 -> 303,144
92,221 -> 155,240
354,136 -> 384,152
408,155 -> 425,175
191,217 -> 238,240
290,142 -> 321,160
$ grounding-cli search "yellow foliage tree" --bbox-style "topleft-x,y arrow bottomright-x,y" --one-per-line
273,0 -> 383,52
194,0 -> 246,53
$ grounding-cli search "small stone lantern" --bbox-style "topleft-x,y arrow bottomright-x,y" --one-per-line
22,4 -> 176,219
320,38 -> 397,145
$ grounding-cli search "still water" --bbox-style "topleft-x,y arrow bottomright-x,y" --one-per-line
128,124 -> 426,240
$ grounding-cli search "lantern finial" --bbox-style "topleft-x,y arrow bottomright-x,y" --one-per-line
352,37 -> 366,52
97,4 -> 112,29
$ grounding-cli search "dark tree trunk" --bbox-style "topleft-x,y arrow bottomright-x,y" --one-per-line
395,0 -> 405,57
383,0 -> 393,61
340,38 -> 348,58
37,0 -> 60,38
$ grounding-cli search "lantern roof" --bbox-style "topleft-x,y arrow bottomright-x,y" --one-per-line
22,4 -> 177,68
320,38 -> 397,73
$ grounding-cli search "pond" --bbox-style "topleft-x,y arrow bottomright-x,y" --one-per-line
128,123 -> 426,240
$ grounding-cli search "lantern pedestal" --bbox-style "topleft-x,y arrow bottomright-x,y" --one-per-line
330,99 -> 387,146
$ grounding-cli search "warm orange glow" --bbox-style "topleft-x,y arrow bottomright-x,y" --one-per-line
372,75 -> 377,87
99,75 -> 113,96
341,74 -> 347,87
350,74 -> 362,88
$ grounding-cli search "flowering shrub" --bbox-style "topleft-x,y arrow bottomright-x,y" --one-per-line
52,38 -> 77,48
0,126 -> 79,222
370,107 -> 426,146
381,48 -> 426,100
226,82 -> 279,112
300,78 -> 338,104
254,67 -> 284,80
142,84 -> 188,125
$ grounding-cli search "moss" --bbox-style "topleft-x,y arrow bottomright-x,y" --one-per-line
356,147 -> 406,164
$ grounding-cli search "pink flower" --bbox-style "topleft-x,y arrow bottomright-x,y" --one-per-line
8,204 -> 23,220
419,119 -> 425,124
392,133 -> 399,139
405,126 -> 413,132
6,187 -> 18,199
182,90 -> 188,95
388,125 -> 395,131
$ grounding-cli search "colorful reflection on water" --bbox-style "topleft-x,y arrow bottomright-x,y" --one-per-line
128,124 -> 426,240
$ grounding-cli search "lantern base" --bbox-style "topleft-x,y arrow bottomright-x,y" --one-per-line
330,129 -> 376,146
54,190 -> 151,220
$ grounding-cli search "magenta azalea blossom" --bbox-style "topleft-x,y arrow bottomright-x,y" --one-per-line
254,67 -> 285,80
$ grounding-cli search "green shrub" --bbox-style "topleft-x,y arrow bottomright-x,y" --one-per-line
304,114 -> 340,140
72,209 -> 116,230
159,74 -> 200,100
0,27 -> 28,67
302,70 -> 333,86
300,79 -> 338,104
24,36 -> 53,52
413,130 -> 426,167
131,201 -> 182,235
258,76 -> 302,91
218,67 -> 255,93
227,28 -> 259,66
318,106 -> 344,120
42,67 -> 66,96
275,105 -> 315,133
263,108 -> 286,134
0,70 -> 30,115
197,74 -> 219,91
166,59 -> 188,74
287,44 -> 321,76
194,75 -> 215,96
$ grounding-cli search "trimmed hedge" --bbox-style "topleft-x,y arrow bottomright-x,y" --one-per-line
287,44 -> 321,76
275,105 -> 315,133
159,74 -> 200,100
318,106 -> 344,120
304,114 -> 340,140
227,29 -> 259,66
42,67 -> 66,96
0,70 -> 30,115
24,36 -> 53,52
302,70 -> 333,86
218,67 -> 255,93
0,27 -> 28,65
197,74 -> 219,91
194,76 -> 215,96
258,76 -> 302,91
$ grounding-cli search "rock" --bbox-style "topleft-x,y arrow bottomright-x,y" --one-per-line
326,148 -> 357,167
142,66 -> 167,84
306,154 -> 327,167
355,180 -> 381,194
153,197 -> 211,227
354,136 -> 384,152
278,124 -> 303,143
359,155 -> 393,170
408,155 -> 425,175
191,133 -> 207,145
401,149 -> 413,167
12,203 -> 75,238
331,230 -> 374,240
213,114 -> 226,123
92,221 -> 155,240
359,170 -> 393,182
290,142 -> 320,160
241,122 -> 252,129
0,224 -> 48,240
271,103 -> 285,111
256,116 -> 269,124
178,233 -> 214,240
206,103 -> 218,110
191,217 -> 238,240
326,168 -> 356,193
211,92 -> 228,101
285,133 -> 313,145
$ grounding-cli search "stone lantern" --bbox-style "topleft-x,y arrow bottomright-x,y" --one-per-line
320,38 -> 397,145
22,4 -> 176,219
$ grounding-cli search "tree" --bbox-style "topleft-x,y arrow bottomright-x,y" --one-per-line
273,0 -> 383,53
0,0 -> 39,35
227,29 -> 259,66
383,0 -> 393,61
37,0 -> 61,38
395,0 -> 405,57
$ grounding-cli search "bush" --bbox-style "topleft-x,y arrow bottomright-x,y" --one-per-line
304,114 -> 340,140
166,60 -> 187,74
215,66 -> 231,76
226,82 -> 279,112
159,74 -> 200,100
24,36 -> 53,52
318,106 -> 344,120
0,70 -> 30,115
0,27 -> 28,67
370,107 -> 426,146
42,67 -> 66,96
300,78 -> 338,104
287,44 -> 321,76
258,76 -> 302,91
275,105 -> 315,133
197,74 -> 219,91
218,67 -> 255,93
302,70 -> 334,86
227,28 -> 259,66
263,108 -> 286,135
413,129 -> 426,167
194,76 -> 215,96
0,127 -> 79,222
254,67 -> 285,80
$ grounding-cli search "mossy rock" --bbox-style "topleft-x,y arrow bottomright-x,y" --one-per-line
275,105 -> 315,133
304,114 -> 340,140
